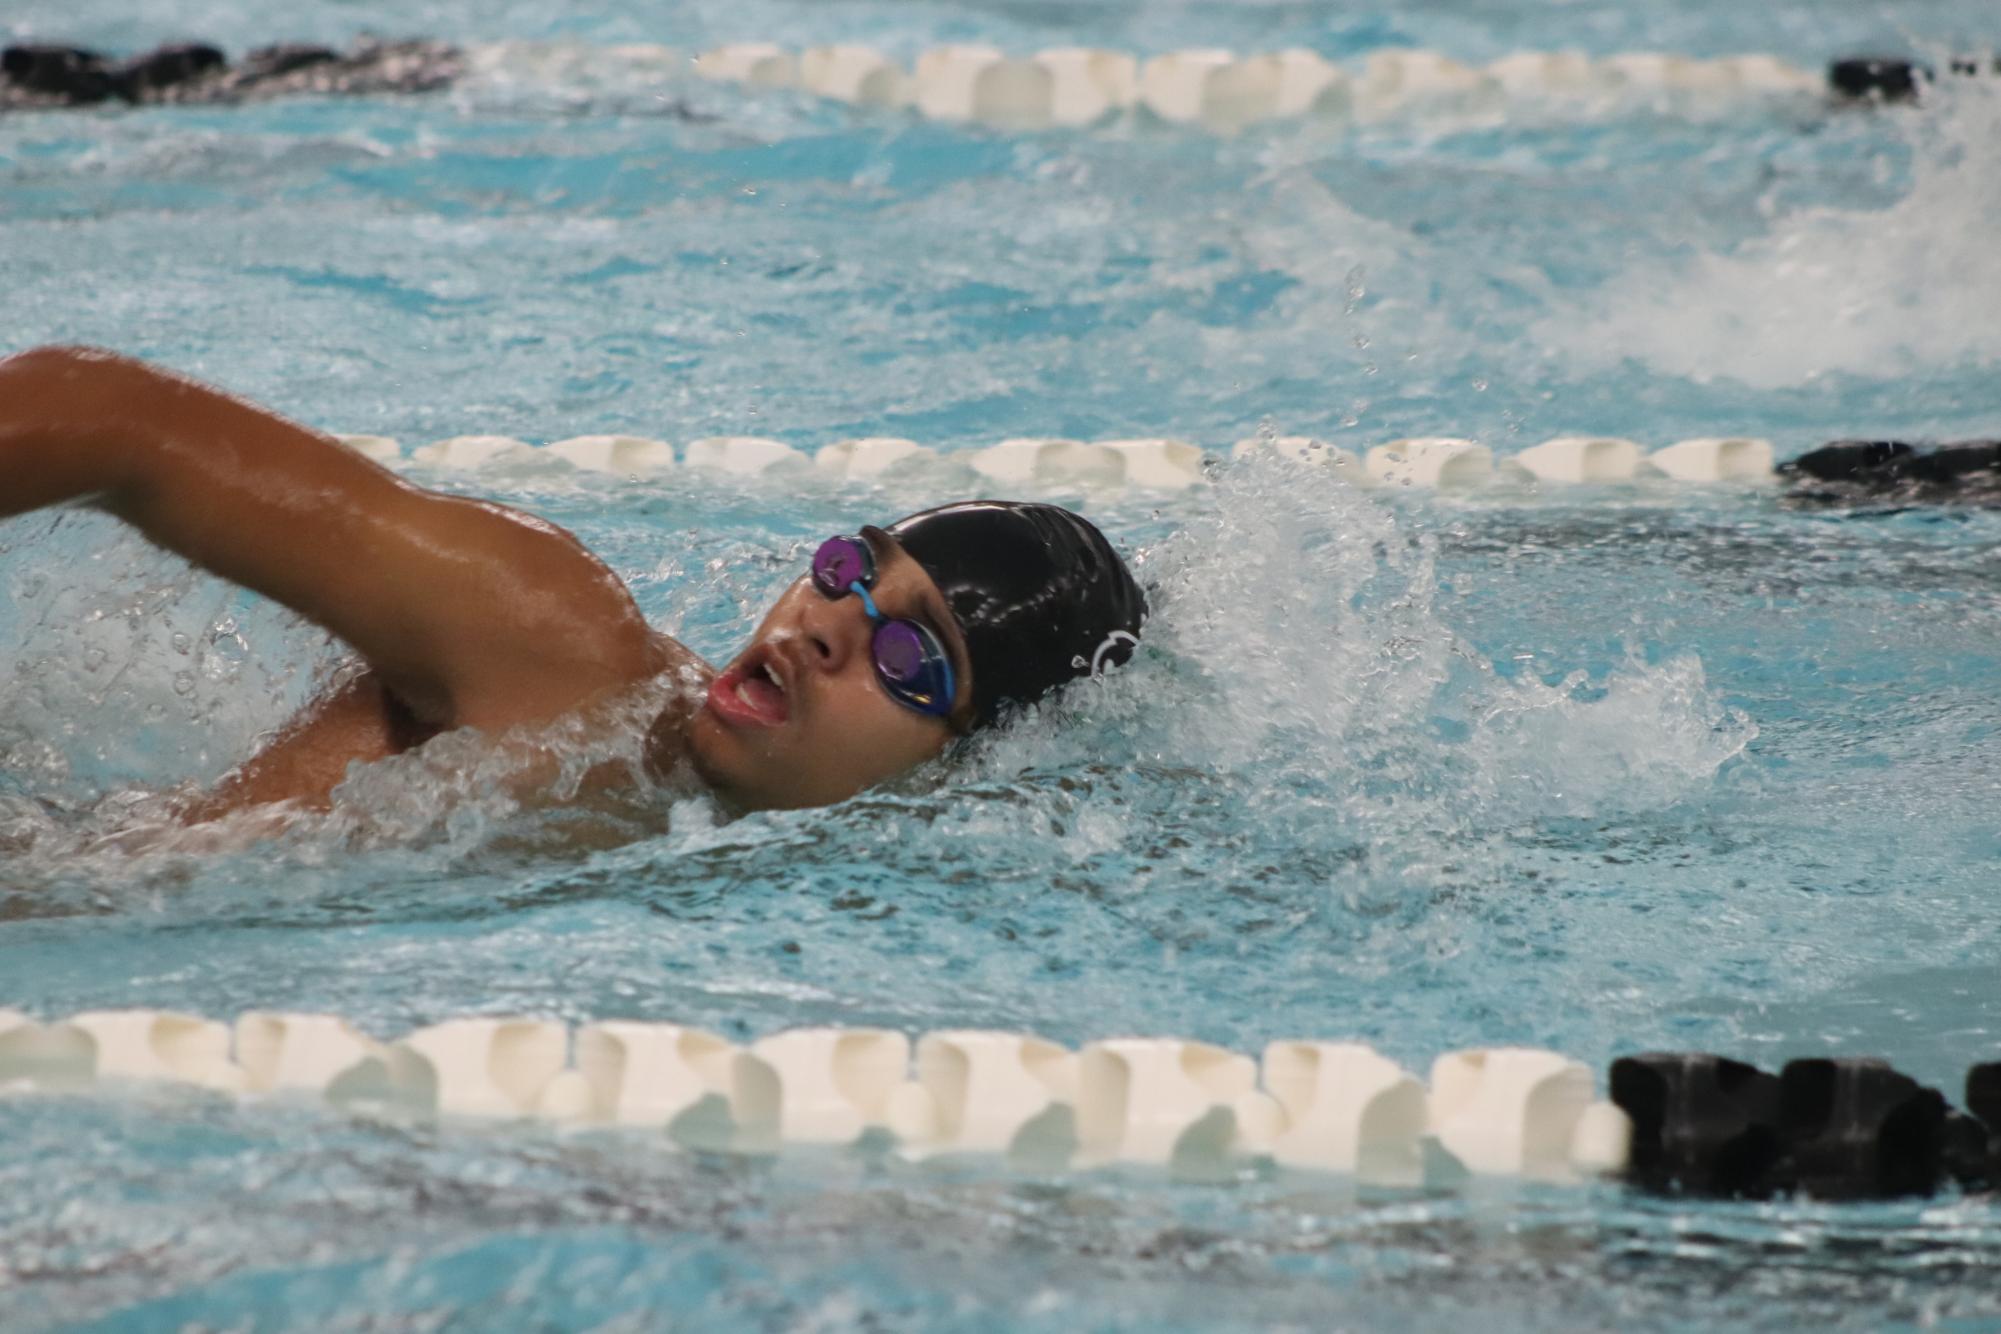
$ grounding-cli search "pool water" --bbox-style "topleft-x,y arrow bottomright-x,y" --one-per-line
4,0 -> 2001,1328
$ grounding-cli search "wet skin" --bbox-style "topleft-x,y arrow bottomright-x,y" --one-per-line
0,346 -> 973,820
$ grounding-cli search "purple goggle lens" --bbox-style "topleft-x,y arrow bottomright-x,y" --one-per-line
811,535 -> 874,598
809,534 -> 957,719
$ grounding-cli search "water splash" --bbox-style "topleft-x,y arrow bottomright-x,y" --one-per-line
948,461 -> 1755,899
1535,75 -> 2001,389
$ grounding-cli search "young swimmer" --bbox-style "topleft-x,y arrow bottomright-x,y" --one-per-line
0,346 -> 1145,820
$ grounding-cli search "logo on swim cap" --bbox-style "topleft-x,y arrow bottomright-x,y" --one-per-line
1079,630 -> 1141,679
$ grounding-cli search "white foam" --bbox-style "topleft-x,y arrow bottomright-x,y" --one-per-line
1231,435 -> 1368,478
1536,78 -> 2001,387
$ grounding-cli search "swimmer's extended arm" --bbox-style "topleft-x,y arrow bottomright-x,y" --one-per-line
0,346 -> 664,724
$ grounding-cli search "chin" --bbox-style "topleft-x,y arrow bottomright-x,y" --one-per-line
687,712 -> 801,810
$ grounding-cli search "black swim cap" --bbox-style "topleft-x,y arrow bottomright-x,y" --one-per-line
881,501 -> 1146,729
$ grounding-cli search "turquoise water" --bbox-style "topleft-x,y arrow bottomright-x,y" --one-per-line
4,0 -> 2001,1328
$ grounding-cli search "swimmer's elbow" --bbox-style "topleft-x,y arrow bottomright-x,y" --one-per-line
0,346 -> 172,521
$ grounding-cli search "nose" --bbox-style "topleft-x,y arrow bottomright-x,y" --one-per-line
797,587 -> 873,676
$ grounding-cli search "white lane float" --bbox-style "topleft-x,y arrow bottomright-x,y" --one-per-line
1366,437 -> 1494,488
736,1027 -> 911,1146
887,1030 -> 1080,1167
912,44 -> 1060,129
574,1020 -> 739,1137
1569,1099 -> 1637,1175
1507,435 -> 1645,484
1646,436 -> 1776,482
1102,438 -> 1206,489
325,1017 -> 569,1120
1136,48 -> 1348,129
694,43 -> 798,90
1427,1046 -> 1596,1178
547,434 -> 676,475
683,435 -> 807,476
1487,50 -> 1618,105
1353,49 -> 1502,121
0,1010 -> 97,1090
799,44 -> 906,107
815,437 -> 938,480
1033,47 -> 1139,125
970,438 -> 1126,490
235,1012 -> 385,1096
1260,48 -> 1350,118
1715,54 -> 1823,97
1262,1040 -> 1428,1182
1074,1038 -> 1262,1175
36,1010 -> 244,1092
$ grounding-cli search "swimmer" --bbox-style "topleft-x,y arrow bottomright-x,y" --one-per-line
0,346 -> 1145,820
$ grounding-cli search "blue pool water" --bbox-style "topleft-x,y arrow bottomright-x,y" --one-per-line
4,0 -> 2001,1327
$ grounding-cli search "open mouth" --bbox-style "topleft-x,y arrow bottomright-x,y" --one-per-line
706,642 -> 791,728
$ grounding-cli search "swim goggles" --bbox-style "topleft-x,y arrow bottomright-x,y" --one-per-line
811,535 -> 958,720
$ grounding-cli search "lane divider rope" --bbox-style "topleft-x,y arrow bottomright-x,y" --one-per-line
2,1009 -> 1994,1197
672,42 -> 1832,131
338,430 -> 1786,493
336,430 -> 2001,499
5,38 -> 1971,122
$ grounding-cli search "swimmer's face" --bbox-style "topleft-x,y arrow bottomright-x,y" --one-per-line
686,531 -> 976,810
